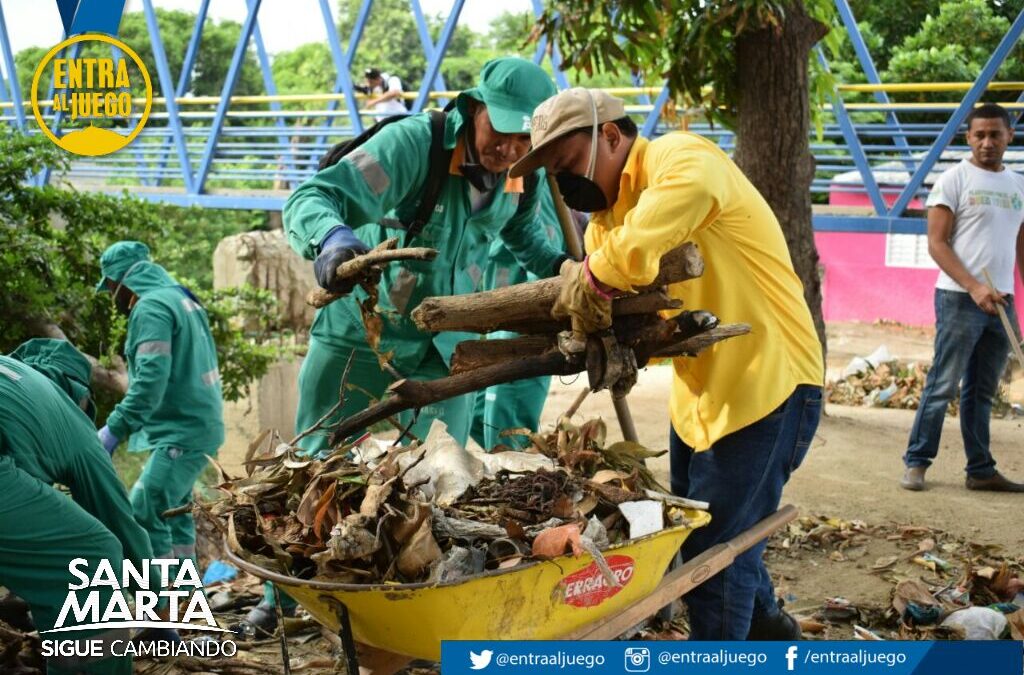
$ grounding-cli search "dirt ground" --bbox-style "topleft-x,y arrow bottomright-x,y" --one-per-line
542,321 -> 1024,630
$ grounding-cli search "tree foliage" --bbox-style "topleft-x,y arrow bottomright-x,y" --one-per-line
0,128 -> 280,409
884,0 -> 1024,93
118,9 -> 265,98
534,1 -> 837,128
13,9 -> 264,100
337,0 -> 480,92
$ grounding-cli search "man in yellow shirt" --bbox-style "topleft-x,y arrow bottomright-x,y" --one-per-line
511,89 -> 824,640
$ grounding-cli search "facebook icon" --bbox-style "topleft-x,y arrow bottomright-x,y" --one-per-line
786,645 -> 799,671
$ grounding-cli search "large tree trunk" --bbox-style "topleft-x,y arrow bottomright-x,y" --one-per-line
733,2 -> 828,354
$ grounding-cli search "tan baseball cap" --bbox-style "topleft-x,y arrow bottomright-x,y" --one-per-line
509,87 -> 627,178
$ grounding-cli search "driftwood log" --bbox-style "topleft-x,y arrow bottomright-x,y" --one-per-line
411,242 -> 703,334
305,237 -> 438,309
328,320 -> 750,446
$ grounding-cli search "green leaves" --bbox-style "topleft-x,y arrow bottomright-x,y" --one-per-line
0,127 -> 280,411
536,0 -> 836,128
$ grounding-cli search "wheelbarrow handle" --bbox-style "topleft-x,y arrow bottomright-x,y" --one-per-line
565,504 -> 799,641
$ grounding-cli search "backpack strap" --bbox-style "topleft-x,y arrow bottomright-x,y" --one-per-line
316,110 -> 451,244
317,114 -> 408,171
403,109 -> 450,245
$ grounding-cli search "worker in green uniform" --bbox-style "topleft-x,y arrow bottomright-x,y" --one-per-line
469,190 -> 566,450
0,341 -> 153,674
95,241 -> 224,565
241,58 -> 563,638
282,57 -> 566,455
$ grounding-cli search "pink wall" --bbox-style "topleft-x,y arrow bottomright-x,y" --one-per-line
816,231 -> 1024,326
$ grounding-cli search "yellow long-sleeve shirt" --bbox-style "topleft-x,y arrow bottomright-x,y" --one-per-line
586,133 -> 823,450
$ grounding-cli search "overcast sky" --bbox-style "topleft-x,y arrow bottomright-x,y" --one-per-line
2,0 -> 532,58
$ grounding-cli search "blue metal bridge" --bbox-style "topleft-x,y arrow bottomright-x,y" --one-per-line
1,0 -> 1023,239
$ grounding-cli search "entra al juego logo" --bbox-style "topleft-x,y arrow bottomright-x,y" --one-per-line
30,33 -> 152,156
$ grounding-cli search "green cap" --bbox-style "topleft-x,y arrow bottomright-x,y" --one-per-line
10,338 -> 96,421
96,240 -> 151,291
458,57 -> 557,134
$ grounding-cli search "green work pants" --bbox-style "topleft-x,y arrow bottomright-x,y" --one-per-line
0,457 -> 131,675
470,375 -> 551,451
295,337 -> 473,454
130,447 -> 214,562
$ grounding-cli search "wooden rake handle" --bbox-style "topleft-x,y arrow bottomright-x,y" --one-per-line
564,504 -> 799,641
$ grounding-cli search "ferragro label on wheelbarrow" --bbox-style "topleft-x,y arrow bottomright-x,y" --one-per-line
561,555 -> 635,607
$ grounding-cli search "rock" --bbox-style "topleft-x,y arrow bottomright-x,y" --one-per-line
214,229 -> 315,332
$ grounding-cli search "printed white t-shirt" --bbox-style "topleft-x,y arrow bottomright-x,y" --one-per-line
370,74 -> 407,115
926,159 -> 1024,294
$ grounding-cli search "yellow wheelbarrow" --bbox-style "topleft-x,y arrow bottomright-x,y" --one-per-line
226,505 -> 796,674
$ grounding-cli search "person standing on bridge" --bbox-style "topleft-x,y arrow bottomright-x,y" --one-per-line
510,88 -> 824,641
283,57 -> 565,454
95,241 -> 225,567
360,67 -> 409,116
900,103 -> 1024,493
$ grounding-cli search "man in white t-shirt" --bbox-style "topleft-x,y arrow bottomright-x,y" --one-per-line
362,67 -> 408,116
901,103 -> 1024,492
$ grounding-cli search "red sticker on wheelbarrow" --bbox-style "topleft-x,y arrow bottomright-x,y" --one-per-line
561,555 -> 635,607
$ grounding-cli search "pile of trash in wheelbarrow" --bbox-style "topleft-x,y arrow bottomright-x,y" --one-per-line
205,415 -> 707,587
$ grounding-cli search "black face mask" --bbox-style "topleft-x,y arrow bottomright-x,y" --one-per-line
557,172 -> 608,212
112,284 -> 134,316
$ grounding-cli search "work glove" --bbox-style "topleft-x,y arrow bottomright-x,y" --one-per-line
98,425 -> 119,455
551,257 -> 614,354
313,225 -> 373,294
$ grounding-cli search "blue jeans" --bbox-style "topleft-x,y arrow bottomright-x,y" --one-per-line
670,384 -> 822,640
904,289 -> 1017,478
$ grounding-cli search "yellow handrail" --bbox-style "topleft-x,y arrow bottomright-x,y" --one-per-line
837,81 -> 1024,93
4,83 -> 1023,111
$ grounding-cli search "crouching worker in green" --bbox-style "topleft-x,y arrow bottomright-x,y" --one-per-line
470,191 -> 565,451
95,241 -> 224,566
1,340 -> 153,674
283,57 -> 566,454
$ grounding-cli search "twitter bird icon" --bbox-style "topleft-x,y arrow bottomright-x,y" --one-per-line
469,650 -> 493,670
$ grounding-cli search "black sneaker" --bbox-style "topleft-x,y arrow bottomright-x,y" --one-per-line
231,600 -> 294,640
746,600 -> 803,641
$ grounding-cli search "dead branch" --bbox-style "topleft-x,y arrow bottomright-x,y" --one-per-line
411,243 -> 700,334
289,350 -> 356,446
329,321 -> 749,446
451,335 -> 557,374
305,238 -> 437,309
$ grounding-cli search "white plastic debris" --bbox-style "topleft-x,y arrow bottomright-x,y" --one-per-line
940,606 -> 1008,640
350,437 -> 392,465
476,449 -> 556,475
398,420 -> 486,506
841,344 -> 895,378
397,420 -> 556,506
618,500 -> 664,539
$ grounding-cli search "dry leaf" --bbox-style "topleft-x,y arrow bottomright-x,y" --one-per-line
397,516 -> 442,577
389,501 -> 431,544
872,556 -> 899,570
799,618 -> 826,634
532,523 -> 584,558
976,566 -> 998,580
892,579 -> 940,618
359,479 -> 395,517
1006,608 -> 1024,641
312,481 -> 338,539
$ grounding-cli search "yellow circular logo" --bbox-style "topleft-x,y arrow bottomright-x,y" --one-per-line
30,34 -> 153,157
